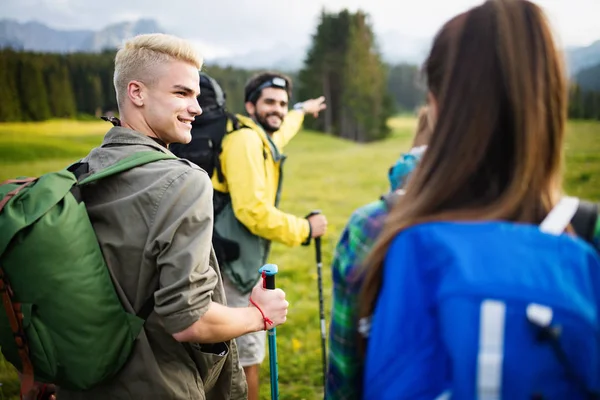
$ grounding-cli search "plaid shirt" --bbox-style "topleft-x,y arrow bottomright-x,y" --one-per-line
327,199 -> 389,400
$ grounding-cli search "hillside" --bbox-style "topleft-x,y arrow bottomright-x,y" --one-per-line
576,62 -> 600,91
0,18 -> 164,53
0,116 -> 599,399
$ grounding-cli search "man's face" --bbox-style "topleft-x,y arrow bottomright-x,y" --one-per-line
143,60 -> 201,146
247,87 -> 289,134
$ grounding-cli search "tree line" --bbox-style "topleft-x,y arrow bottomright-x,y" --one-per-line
0,49 -> 115,122
1,9 -> 598,141
569,83 -> 600,120
0,48 -> 259,123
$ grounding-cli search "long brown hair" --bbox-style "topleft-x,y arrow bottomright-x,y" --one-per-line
359,0 -> 568,321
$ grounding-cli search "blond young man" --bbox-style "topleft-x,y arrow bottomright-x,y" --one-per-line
57,33 -> 289,400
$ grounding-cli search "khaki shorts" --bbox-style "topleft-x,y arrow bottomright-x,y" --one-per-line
222,276 -> 266,367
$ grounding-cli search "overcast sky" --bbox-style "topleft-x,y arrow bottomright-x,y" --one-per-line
3,0 -> 600,58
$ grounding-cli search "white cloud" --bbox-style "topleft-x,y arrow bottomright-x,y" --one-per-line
188,39 -> 234,60
2,0 -> 599,52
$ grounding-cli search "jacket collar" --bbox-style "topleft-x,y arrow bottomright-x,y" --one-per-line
101,126 -> 173,155
234,115 -> 283,162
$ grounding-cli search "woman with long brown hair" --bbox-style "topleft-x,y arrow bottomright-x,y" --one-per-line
359,0 -> 600,398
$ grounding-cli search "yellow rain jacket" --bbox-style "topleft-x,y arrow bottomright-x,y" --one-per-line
212,110 -> 310,292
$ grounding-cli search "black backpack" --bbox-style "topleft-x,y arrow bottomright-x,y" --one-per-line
170,72 -> 240,182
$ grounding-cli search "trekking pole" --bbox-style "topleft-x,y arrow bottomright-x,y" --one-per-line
307,209 -> 327,396
315,236 -> 327,394
259,263 -> 279,400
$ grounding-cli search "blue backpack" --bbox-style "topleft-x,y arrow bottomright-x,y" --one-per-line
364,197 -> 600,400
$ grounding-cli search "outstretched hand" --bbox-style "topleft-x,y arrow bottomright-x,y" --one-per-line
302,96 -> 327,118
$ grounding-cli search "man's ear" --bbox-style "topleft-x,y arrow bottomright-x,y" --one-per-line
127,81 -> 145,107
245,101 -> 255,116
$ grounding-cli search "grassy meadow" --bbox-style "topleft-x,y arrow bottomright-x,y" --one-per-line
0,117 -> 599,399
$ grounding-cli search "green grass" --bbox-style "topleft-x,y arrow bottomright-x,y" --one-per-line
563,120 -> 600,200
0,117 -> 599,399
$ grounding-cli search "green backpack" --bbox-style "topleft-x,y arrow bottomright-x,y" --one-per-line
0,150 -> 177,395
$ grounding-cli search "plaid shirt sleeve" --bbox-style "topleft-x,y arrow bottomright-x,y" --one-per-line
326,200 -> 388,400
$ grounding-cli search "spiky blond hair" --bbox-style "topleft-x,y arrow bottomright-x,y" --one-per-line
113,33 -> 203,108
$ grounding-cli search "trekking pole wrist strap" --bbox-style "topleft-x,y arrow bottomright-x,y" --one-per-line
302,221 -> 312,246
303,210 -> 321,246
249,297 -> 273,331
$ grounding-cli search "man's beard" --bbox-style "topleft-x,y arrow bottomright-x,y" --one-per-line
255,112 -> 284,134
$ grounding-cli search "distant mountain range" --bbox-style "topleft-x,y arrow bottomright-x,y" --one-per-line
0,18 -> 163,53
1,18 -> 600,81
575,62 -> 600,92
566,40 -> 600,76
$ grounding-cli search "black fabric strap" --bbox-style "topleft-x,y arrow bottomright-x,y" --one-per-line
67,162 -> 90,203
215,113 -> 243,183
136,295 -> 155,321
572,200 -> 599,244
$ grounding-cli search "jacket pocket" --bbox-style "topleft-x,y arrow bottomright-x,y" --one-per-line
186,341 -> 229,392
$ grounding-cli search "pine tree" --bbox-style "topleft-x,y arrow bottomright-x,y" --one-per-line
18,55 -> 51,121
298,9 -> 392,141
341,12 -> 391,142
0,49 -> 23,121
582,90 -> 597,120
387,63 -> 426,112
45,57 -> 76,118
568,83 -> 583,119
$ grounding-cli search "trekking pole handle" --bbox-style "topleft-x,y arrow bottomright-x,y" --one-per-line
306,209 -> 323,264
259,263 -> 278,290
315,237 -> 322,264
258,264 -> 280,400
307,210 -> 323,264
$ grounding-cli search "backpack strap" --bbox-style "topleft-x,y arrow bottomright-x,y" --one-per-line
76,151 -> 177,321
0,178 -> 37,212
539,197 -> 580,236
228,112 -> 241,132
540,197 -> 599,246
477,300 -> 506,400
78,151 -> 178,185
214,113 -> 248,184
0,269 -> 34,397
